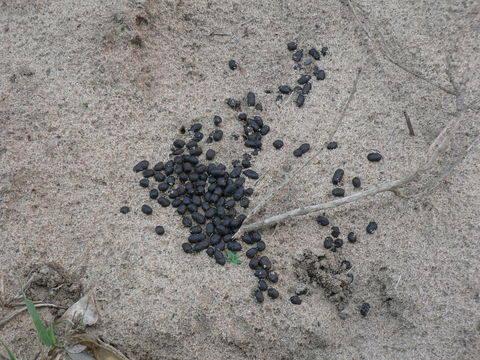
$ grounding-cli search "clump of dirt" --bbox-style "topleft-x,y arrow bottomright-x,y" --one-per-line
23,263 -> 83,315
294,249 -> 353,305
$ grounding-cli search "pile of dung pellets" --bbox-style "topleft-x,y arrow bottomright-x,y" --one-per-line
120,42 -> 382,309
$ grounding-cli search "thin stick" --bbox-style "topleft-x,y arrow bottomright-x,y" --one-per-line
0,303 -> 65,329
240,17 -> 255,26
403,111 -> 415,136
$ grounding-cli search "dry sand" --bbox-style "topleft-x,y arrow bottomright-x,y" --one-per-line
1,0 -> 479,359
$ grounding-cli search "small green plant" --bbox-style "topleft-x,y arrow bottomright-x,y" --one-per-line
2,343 -> 17,360
225,250 -> 242,266
24,296 -> 57,348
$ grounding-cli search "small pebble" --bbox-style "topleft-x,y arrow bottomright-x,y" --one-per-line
352,177 -> 361,188
213,115 -> 222,126
309,48 -> 321,60
254,290 -> 264,303
360,303 -> 371,316
155,226 -> 165,235
347,232 -> 357,243
287,42 -> 297,51
267,288 -> 279,299
247,92 -> 256,106
292,49 -> 303,62
120,206 -> 130,214
278,85 -> 292,94
367,153 -> 382,162
332,169 -> 344,185
273,140 -> 284,149
141,204 -> 152,215
366,221 -> 378,234
326,142 -> 338,150
290,295 -> 302,305
228,60 -> 238,70
316,216 -> 329,226
332,188 -> 345,197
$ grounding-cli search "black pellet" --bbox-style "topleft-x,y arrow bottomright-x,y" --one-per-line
133,160 -> 149,172
182,216 -> 192,227
332,188 -> 345,197
139,178 -> 149,188
143,169 -> 155,178
149,189 -> 159,199
251,232 -> 261,242
324,237 -> 333,249
260,125 -> 270,135
141,204 -> 152,215
192,212 -> 206,224
254,269 -> 267,279
367,152 -> 382,162
259,256 -> 272,270
227,241 -> 242,252
188,233 -> 206,243
155,226 -> 165,235
300,143 -> 310,154
240,197 -> 249,208
267,288 -> 279,299
287,42 -> 297,51
228,59 -> 237,70
215,250 -> 226,265
246,248 -> 257,258
120,206 -> 130,214
249,258 -> 259,270
296,94 -> 305,107
360,303 -> 371,316
309,48 -> 321,60
242,234 -> 253,244
171,198 -> 182,207
177,205 -> 187,215
292,49 -> 303,62
206,149 -> 216,161
334,238 -> 343,248
173,139 -> 185,148
331,226 -> 340,238
193,240 -> 209,252
341,260 -> 352,270
153,162 -> 164,171
247,92 -> 255,106
190,225 -> 202,234
347,232 -> 357,243
293,148 -> 303,157
213,115 -> 222,126
244,188 -> 254,196
166,176 -> 176,186
326,142 -> 338,150
321,46 -> 328,56
243,169 -> 259,179
254,290 -> 264,303
313,68 -> 326,80
238,113 -> 247,121
206,247 -> 215,257
352,177 -> 362,188
258,280 -> 268,291
189,123 -> 202,132
171,148 -> 184,156
210,234 -> 221,246
297,75 -> 311,85
290,296 -> 302,305
267,271 -> 279,283
182,243 -> 193,253
332,169 -> 344,185
158,183 -> 169,191
255,103 -> 263,111
226,98 -> 241,109
189,146 -> 202,155
212,130 -> 223,141
273,140 -> 284,149
366,221 -> 378,234
279,85 -> 292,94
257,241 -> 266,251
316,216 -> 330,226
302,82 -> 312,95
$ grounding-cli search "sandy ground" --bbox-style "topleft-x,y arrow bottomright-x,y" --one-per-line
1,0 -> 480,359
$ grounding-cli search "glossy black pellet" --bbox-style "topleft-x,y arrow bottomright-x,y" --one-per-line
153,162 -> 164,171
321,46 -> 328,56
139,178 -> 149,188
215,250 -> 226,265
149,189 -> 159,199
189,123 -> 202,132
360,303 -> 371,316
296,94 -> 305,107
287,42 -> 297,51
313,68 -> 326,80
302,82 -> 312,95
316,216 -> 329,226
251,232 -> 261,242
206,247 -> 215,257
246,248 -> 257,258
256,241 -> 266,251
193,240 -> 209,252
352,177 -> 361,188
141,204 -> 152,215
292,49 -> 303,62
228,59 -> 237,70
332,169 -> 344,185
326,142 -> 338,150
249,258 -> 259,270
227,241 -> 242,252
259,256 -> 272,270
254,290 -> 264,303
309,48 -> 321,60
177,205 -> 187,215
324,237 -> 333,249
279,85 -> 292,94
155,226 -> 165,235
212,130 -> 223,141
258,280 -> 268,291
272,140 -> 284,149
290,296 -> 302,305
243,169 -> 259,179
182,216 -> 192,227
247,92 -> 255,106
255,103 -> 263,111
267,288 -> 279,299
267,271 -> 279,283
254,269 -> 267,279
190,225 -> 202,234
213,115 -> 222,126
238,113 -> 247,121
158,183 -> 168,191
293,148 -> 303,157
334,238 -> 343,248
171,198 -> 182,207
182,243 -> 193,253
173,139 -> 185,148
332,188 -> 345,197
143,169 -> 154,178
366,221 -> 378,234
210,234 -> 221,246
205,149 -> 216,161
133,160 -> 149,172
347,232 -> 357,243
188,233 -> 206,243
367,153 -> 382,162
240,197 -> 249,208
192,212 -> 206,224
298,143 -> 310,154
297,75 -> 311,85
331,226 -> 340,238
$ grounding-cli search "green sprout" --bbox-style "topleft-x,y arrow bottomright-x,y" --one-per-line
225,250 -> 242,266
2,343 -> 17,360
24,296 -> 57,348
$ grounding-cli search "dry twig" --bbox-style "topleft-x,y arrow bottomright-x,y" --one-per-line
0,303 -> 65,329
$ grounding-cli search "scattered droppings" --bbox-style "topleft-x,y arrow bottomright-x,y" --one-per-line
352,177 -> 361,188
360,303 -> 371,316
332,169 -> 344,185
273,140 -> 284,149
332,188 -> 345,197
120,206 -> 130,214
309,48 -> 321,60
141,204 -> 152,215
290,295 -> 302,305
292,49 -> 303,62
366,221 -> 378,234
326,142 -> 338,150
228,60 -> 238,70
367,152 -> 382,162
316,216 -> 330,226
155,226 -> 165,235
347,232 -> 357,243
287,42 -> 298,51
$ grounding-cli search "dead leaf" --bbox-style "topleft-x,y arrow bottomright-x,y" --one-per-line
61,292 -> 98,326
71,334 -> 129,360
